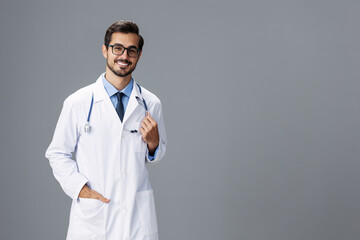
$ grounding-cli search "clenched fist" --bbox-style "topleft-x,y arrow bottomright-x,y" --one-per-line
140,112 -> 159,155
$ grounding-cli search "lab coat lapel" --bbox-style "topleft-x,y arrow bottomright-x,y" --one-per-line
123,80 -> 142,123
93,76 -> 108,103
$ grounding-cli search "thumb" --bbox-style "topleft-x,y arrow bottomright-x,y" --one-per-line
97,193 -> 110,203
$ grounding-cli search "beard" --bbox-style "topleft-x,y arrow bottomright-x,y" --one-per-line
107,59 -> 138,78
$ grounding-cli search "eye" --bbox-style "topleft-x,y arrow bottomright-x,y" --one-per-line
128,48 -> 138,56
114,45 -> 124,51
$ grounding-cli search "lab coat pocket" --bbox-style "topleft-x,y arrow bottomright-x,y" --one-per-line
73,198 -> 105,237
135,189 -> 158,235
126,121 -> 147,153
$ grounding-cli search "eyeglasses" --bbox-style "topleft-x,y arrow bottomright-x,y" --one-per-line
108,44 -> 140,58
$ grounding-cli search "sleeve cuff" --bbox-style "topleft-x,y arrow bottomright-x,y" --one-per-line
63,173 -> 89,200
147,146 -> 159,161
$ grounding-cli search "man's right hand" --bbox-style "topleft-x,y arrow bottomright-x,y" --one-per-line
78,185 -> 110,203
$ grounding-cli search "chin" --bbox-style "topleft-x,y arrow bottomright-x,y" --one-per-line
114,70 -> 132,78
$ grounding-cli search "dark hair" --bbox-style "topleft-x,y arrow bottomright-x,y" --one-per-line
104,20 -> 144,52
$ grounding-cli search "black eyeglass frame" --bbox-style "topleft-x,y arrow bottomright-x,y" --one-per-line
107,44 -> 140,58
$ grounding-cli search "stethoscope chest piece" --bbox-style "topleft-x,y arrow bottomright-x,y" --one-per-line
84,93 -> 94,134
84,122 -> 92,134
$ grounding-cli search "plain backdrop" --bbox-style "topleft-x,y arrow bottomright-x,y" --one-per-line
0,0 -> 359,239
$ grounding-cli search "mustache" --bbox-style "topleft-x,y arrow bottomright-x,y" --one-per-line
115,59 -> 132,64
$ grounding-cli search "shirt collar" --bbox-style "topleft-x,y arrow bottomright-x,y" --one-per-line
101,73 -> 134,98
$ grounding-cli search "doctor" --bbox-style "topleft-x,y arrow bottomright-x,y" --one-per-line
45,21 -> 167,240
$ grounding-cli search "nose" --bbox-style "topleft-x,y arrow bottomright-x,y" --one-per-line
120,49 -> 128,56
117,50 -> 130,61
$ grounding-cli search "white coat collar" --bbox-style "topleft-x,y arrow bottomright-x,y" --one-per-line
93,74 -> 142,103
93,75 -> 109,103
92,74 -> 143,123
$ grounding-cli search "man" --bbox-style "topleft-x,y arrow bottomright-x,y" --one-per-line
46,21 -> 167,240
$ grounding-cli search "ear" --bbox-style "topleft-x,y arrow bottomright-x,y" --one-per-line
102,45 -> 108,59
137,50 -> 142,60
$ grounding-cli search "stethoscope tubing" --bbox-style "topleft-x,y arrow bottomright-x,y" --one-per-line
84,83 -> 147,134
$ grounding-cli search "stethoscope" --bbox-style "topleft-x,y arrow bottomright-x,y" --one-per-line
84,83 -> 148,134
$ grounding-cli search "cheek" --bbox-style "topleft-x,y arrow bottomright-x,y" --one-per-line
132,59 -> 139,66
107,56 -> 115,64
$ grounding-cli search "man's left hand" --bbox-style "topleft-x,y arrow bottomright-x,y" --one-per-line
140,112 -> 159,155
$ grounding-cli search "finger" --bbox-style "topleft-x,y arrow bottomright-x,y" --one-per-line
146,115 -> 157,128
89,189 -> 110,203
140,125 -> 150,141
142,118 -> 149,127
145,117 -> 152,125
96,193 -> 110,203
146,113 -> 155,122
140,126 -> 148,141
144,113 -> 154,123
141,121 -> 150,131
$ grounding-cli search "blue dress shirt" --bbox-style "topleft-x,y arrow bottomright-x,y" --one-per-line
102,74 -> 133,111
102,74 -> 158,160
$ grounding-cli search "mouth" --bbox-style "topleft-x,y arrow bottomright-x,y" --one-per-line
116,60 -> 131,68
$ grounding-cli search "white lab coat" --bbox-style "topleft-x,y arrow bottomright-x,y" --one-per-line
45,74 -> 167,240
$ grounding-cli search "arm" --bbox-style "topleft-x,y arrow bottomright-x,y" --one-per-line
140,101 -> 167,163
45,98 -> 88,200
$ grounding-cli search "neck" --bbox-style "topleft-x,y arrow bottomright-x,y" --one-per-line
104,67 -> 132,90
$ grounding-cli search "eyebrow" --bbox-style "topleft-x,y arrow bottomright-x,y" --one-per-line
112,43 -> 138,49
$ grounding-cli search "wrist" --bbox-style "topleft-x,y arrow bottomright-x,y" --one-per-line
147,143 -> 158,154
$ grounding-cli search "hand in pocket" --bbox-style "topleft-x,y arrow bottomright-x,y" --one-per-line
79,184 -> 110,203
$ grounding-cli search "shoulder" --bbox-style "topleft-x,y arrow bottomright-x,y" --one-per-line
137,84 -> 162,109
135,83 -> 164,118
64,83 -> 95,107
61,83 -> 96,121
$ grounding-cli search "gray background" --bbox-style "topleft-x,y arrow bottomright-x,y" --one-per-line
0,0 -> 359,239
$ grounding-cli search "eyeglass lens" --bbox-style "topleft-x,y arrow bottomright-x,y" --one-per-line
112,45 -> 138,57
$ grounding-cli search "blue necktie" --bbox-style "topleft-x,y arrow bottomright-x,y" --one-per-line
116,92 -> 124,122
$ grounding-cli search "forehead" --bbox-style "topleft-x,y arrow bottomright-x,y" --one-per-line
110,32 -> 139,48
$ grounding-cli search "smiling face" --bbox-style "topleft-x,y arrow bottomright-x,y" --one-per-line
102,32 -> 142,79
